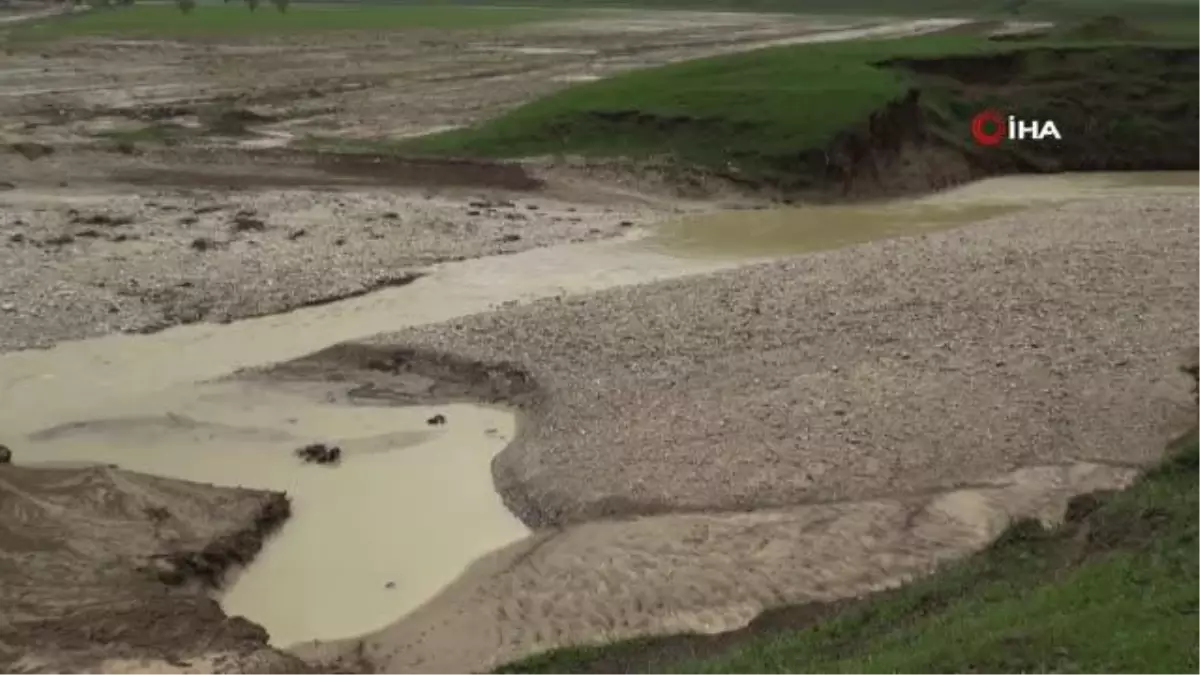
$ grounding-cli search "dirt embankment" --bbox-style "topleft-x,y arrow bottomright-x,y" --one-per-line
0,463 -> 303,673
791,46 -> 1198,199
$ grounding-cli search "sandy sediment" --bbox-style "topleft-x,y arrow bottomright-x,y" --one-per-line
0,150 -> 666,352
277,194 -> 1197,671
276,194 -> 1199,528
0,463 -> 303,673
294,460 -> 1140,673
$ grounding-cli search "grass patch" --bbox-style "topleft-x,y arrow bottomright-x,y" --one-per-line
398,32 -> 1197,191
5,3 -> 571,40
325,0 -> 1199,23
401,35 -> 956,162
501,429 -> 1200,673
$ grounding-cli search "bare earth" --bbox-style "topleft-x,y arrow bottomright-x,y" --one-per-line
1,8 -> 1197,675
279,194 -> 1197,672
0,464 -> 305,673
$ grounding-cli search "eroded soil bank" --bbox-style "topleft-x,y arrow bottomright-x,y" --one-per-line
0,464 -> 304,673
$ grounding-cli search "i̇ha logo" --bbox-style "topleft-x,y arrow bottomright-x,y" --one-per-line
970,109 -> 1062,146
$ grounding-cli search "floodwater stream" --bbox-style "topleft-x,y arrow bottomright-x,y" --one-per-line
2,171 -> 1194,648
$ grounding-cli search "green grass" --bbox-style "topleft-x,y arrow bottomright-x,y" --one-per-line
399,32 -> 1197,188
5,3 -> 571,39
401,35 -> 969,161
502,431 -> 1200,673
318,0 -> 1200,22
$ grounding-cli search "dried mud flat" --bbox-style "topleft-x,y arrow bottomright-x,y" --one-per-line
277,194 -> 1198,672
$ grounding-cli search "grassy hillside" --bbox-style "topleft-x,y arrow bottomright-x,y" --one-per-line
317,0 -> 1200,23
501,430 -> 1200,673
403,32 -> 1198,194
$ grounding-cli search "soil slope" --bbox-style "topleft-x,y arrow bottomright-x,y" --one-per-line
0,463 -> 303,673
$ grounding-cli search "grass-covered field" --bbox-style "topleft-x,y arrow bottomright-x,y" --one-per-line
6,3 -> 571,39
401,27 -> 1198,190
326,0 -> 1200,22
502,430 -> 1200,673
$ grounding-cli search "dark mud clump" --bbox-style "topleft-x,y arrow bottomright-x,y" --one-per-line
151,492 -> 291,588
294,442 -> 343,465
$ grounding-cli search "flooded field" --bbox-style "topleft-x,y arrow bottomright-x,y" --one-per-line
3,170 -> 1194,652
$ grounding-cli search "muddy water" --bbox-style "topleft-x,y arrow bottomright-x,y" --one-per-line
647,172 -> 1199,259
18,379 -> 528,647
0,238 -> 735,648
1,171 -> 1193,647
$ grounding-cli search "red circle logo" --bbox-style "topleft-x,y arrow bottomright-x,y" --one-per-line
971,109 -> 1005,146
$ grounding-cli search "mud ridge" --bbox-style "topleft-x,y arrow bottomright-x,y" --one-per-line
241,342 -> 543,409
0,464 -> 305,672
152,493 -> 292,589
113,148 -> 546,191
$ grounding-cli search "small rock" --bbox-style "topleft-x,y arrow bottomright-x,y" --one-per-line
618,220 -> 634,228
8,232 -> 25,243
1,302 -> 14,313
179,216 -> 199,225
334,237 -> 346,246
499,233 -> 521,243
72,213 -> 133,227
287,228 -> 308,240
0,444 -> 11,464
231,214 -> 266,232
191,237 -> 214,252
525,204 -> 539,210
384,581 -> 396,589
382,212 -> 399,219
10,141 -> 53,160
427,414 -> 447,426
43,234 -> 74,246
294,443 -> 342,465
466,210 -> 481,216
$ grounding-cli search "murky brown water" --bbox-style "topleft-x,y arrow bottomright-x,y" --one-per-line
647,172 -> 1198,259
1,171 -> 1193,648
17,379 -> 528,647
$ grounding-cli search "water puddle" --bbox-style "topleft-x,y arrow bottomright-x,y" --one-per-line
1,170 -> 1192,649
646,172 -> 1198,259
19,379 -> 528,648
0,238 -> 734,647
